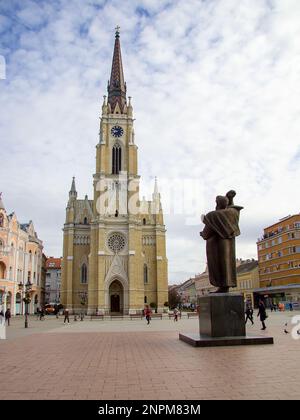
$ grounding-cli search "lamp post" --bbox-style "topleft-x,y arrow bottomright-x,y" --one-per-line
18,281 -> 32,328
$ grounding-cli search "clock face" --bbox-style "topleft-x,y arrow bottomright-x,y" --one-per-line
111,125 -> 124,138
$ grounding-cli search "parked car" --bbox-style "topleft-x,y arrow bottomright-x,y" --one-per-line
44,304 -> 56,314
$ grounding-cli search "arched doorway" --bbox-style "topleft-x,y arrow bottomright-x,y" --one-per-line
6,292 -> 11,309
109,280 -> 123,314
15,293 -> 21,315
0,261 -> 6,279
34,295 -> 38,313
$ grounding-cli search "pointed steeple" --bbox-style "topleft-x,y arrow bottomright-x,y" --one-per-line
0,192 -> 5,210
107,26 -> 127,114
69,177 -> 77,201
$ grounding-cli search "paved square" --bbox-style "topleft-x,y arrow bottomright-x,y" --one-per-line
0,312 -> 299,400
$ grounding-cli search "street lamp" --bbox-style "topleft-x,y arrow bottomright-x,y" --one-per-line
18,281 -> 32,328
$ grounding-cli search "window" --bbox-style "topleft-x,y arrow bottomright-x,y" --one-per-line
143,218 -> 146,225
112,144 -> 122,174
144,264 -> 148,284
0,213 -> 3,227
0,239 -> 3,251
278,237 -> 282,244
278,251 -> 282,257
83,217 -> 88,225
144,296 -> 147,304
81,263 -> 88,284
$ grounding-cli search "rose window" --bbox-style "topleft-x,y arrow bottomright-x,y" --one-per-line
107,233 -> 126,253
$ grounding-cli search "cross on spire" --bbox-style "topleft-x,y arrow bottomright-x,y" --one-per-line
115,25 -> 120,37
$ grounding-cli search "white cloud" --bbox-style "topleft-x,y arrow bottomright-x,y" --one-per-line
1,0 -> 300,283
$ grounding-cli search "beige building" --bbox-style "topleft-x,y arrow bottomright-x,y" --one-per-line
0,194 -> 44,315
61,29 -> 168,315
230,259 -> 259,307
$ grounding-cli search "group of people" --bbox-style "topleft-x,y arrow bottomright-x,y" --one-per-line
0,309 -> 11,326
143,305 -> 181,324
245,299 -> 268,330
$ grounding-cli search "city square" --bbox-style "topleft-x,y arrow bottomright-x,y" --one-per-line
1,0 -> 300,404
1,311 -> 300,400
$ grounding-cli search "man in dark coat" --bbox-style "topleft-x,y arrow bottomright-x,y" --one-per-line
257,299 -> 267,330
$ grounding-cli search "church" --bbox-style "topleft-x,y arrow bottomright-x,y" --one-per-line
61,28 -> 168,315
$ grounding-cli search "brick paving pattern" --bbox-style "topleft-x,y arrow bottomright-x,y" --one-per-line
0,313 -> 299,400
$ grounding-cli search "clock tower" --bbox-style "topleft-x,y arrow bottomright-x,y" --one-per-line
61,28 -> 168,315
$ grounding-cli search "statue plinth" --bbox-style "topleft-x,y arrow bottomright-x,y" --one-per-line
179,293 -> 274,347
199,293 -> 245,337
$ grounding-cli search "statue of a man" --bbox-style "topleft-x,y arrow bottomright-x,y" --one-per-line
200,190 -> 243,293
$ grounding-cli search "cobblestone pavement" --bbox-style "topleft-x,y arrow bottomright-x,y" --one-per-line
0,312 -> 299,400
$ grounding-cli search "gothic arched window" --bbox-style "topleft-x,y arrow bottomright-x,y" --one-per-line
83,217 -> 88,225
81,263 -> 87,284
144,264 -> 148,284
0,213 -> 4,227
112,144 -> 122,175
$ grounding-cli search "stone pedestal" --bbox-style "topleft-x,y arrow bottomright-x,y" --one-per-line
199,293 -> 245,337
179,293 -> 274,347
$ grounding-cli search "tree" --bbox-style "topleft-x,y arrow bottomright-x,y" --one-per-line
168,288 -> 181,309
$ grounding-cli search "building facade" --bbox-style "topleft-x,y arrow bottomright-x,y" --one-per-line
61,29 -> 168,315
45,257 -> 62,304
257,214 -> 300,304
0,194 -> 44,315
230,259 -> 259,307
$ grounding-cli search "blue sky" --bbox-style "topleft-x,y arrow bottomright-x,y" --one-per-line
1,0 -> 300,283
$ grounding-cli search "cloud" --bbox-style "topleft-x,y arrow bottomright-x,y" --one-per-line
1,0 -> 300,283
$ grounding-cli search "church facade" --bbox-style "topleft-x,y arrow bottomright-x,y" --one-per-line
61,29 -> 168,315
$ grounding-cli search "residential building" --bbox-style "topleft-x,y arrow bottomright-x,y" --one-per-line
230,259 -> 259,307
0,194 -> 44,315
257,214 -> 300,304
45,257 -> 62,304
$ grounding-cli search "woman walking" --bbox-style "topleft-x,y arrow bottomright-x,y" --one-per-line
257,299 -> 267,330
144,305 -> 152,325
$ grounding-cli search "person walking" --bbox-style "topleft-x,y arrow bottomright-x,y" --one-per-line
39,307 -> 45,321
63,308 -> 70,324
144,305 -> 152,325
245,304 -> 254,325
0,309 -> 4,325
257,299 -> 267,330
173,307 -> 179,322
5,308 -> 11,326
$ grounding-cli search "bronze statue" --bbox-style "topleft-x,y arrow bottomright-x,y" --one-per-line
200,190 -> 243,293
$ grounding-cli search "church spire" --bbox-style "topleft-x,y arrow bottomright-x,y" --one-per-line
107,26 -> 127,113
0,192 -> 5,210
69,177 -> 77,201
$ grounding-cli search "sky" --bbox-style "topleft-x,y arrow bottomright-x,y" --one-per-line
1,0 -> 300,284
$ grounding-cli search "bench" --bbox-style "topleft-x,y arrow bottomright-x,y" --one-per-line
150,313 -> 163,320
187,312 -> 198,319
90,314 -> 104,320
130,314 -> 143,320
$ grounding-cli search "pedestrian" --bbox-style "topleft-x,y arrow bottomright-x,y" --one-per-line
144,305 -> 152,325
173,307 -> 179,322
63,308 -> 70,323
36,307 -> 40,320
39,307 -> 45,321
0,309 -> 4,325
257,299 -> 267,330
54,304 -> 59,319
245,304 -> 254,325
5,308 -> 11,326
289,302 -> 293,311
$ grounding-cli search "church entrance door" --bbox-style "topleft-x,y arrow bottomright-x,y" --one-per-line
111,294 -> 120,312
109,279 -> 123,314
